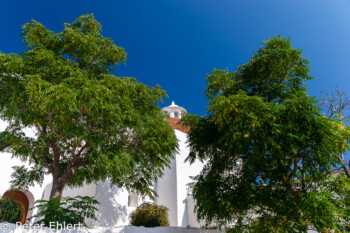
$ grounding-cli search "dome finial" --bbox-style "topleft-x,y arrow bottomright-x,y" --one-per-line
171,101 -> 175,106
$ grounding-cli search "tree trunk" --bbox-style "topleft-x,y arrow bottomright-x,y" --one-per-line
49,178 -> 66,200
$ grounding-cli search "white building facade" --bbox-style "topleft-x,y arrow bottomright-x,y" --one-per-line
0,102 -> 204,228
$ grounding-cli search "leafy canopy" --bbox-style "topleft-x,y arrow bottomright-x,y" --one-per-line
182,36 -> 350,233
0,14 -> 177,199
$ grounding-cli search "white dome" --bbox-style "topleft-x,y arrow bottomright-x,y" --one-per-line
162,101 -> 187,119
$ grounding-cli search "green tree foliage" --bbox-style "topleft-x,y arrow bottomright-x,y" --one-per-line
0,198 -> 23,223
30,196 -> 98,227
0,131 -> 9,151
182,36 -> 350,232
319,88 -> 350,177
130,202 -> 169,227
0,14 -> 177,199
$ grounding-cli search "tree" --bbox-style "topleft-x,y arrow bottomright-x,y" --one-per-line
182,36 -> 350,232
319,87 -> 350,177
0,14 -> 177,200
0,131 -> 10,151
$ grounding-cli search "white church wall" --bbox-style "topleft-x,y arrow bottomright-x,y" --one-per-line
39,180 -> 149,228
40,182 -> 97,201
90,180 -> 152,228
186,195 -> 205,228
63,183 -> 97,198
0,152 -> 22,195
41,183 -> 52,201
174,130 -> 204,228
154,128 -> 205,228
154,154 -> 178,226
0,151 -> 52,203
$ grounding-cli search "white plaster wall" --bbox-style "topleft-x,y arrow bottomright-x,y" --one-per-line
0,152 -> 23,195
90,180 -> 151,228
154,155 -> 178,226
155,129 -> 204,228
187,195 -> 205,228
63,184 -> 97,198
37,181 -> 143,228
174,130 -> 204,228
0,152 -> 51,203
37,182 -> 98,226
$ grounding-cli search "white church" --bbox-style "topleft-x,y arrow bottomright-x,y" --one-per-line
0,102 -> 205,228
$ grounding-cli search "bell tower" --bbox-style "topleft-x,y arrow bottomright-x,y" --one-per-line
162,101 -> 187,119
156,101 -> 197,227
162,101 -> 189,134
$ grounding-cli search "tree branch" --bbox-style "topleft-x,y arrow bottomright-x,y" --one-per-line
0,144 -> 10,152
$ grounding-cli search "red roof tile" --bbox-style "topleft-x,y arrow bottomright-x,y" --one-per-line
165,118 -> 190,134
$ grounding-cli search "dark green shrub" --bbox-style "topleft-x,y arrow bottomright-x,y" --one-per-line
0,197 -> 23,223
31,196 -> 99,227
130,202 -> 169,227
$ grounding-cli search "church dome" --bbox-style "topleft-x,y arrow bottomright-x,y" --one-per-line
162,101 -> 187,119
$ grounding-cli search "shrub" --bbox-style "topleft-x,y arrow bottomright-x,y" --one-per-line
31,196 -> 99,227
130,202 -> 169,227
0,197 -> 23,223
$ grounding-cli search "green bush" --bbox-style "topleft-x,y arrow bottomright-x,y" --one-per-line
0,197 -> 23,223
31,196 -> 99,227
130,202 -> 169,227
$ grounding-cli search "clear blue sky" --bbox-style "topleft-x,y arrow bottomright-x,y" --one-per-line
1,0 -> 350,116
